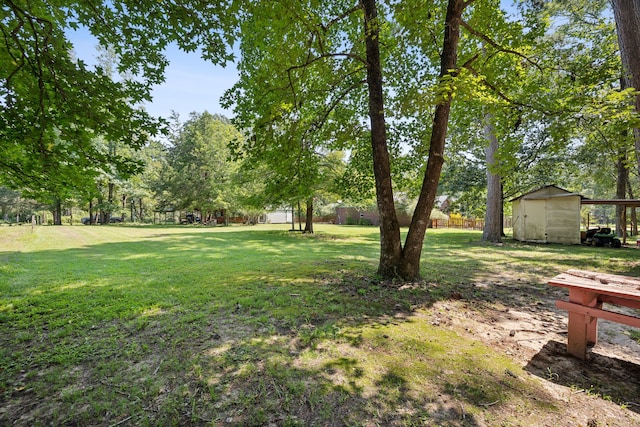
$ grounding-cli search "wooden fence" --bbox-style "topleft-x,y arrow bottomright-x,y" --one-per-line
430,217 -> 513,230
431,218 -> 485,230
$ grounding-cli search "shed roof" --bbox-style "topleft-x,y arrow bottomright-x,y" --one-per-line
510,185 -> 583,202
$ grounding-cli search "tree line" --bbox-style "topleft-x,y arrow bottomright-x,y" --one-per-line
2,0 -> 640,280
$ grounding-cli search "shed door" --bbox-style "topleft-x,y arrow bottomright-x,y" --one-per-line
523,199 -> 547,242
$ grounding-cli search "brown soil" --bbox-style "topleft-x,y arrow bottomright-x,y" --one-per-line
435,278 -> 640,426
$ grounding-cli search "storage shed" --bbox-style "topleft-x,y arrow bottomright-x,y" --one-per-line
511,185 -> 582,244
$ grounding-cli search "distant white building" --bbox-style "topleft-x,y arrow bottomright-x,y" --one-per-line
264,209 -> 293,224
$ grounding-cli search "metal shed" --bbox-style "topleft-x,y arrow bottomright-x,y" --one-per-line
511,185 -> 582,244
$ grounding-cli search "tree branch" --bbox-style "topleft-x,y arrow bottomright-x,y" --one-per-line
322,4 -> 363,32
462,62 -> 567,117
460,19 -> 542,71
306,74 -> 367,137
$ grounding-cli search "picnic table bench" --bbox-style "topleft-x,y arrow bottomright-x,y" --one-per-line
548,269 -> 640,359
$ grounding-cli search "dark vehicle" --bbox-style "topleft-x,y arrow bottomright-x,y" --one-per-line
583,227 -> 622,248
81,216 -> 123,225
180,213 -> 201,224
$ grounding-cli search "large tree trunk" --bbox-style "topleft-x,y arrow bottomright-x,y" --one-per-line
611,0 -> 640,175
304,198 -> 314,234
362,0 -> 403,278
482,113 -> 502,243
397,0 -> 466,280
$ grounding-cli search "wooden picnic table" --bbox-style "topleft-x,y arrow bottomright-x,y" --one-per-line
548,269 -> 640,359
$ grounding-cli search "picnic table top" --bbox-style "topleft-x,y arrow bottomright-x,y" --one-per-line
548,269 -> 640,300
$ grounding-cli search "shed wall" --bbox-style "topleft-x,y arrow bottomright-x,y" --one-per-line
523,199 -> 547,242
512,200 -> 524,240
545,196 -> 581,244
511,189 -> 581,244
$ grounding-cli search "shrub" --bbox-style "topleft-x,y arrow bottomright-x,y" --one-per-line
346,217 -> 358,225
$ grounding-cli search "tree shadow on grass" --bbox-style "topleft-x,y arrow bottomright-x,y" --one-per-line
3,227 -> 639,425
186,311 -> 549,426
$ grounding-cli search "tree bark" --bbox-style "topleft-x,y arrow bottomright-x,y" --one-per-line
482,113 -> 502,243
105,181 -> 114,224
304,198 -> 314,233
362,0 -> 403,278
98,193 -> 105,225
397,0 -> 466,280
626,174 -> 638,235
611,0 -> 640,175
53,198 -> 62,225
616,150 -> 627,237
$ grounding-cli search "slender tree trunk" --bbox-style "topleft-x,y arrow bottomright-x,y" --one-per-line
98,193 -> 105,225
53,198 -> 62,225
482,113 -> 502,242
304,198 -> 314,234
291,205 -> 295,230
397,0 -> 466,280
611,0 -> 640,175
105,182 -> 114,224
362,0 -> 403,278
626,175 -> 638,235
616,150 -> 627,237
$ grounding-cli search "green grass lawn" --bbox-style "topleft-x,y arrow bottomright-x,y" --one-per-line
1,224 -> 639,426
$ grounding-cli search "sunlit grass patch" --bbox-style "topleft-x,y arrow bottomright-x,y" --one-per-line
1,224 -> 638,425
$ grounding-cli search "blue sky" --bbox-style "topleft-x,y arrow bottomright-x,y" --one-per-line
69,28 -> 238,121
68,1 -> 518,123
150,45 -> 238,121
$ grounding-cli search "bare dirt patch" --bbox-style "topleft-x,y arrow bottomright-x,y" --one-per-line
434,278 -> 640,426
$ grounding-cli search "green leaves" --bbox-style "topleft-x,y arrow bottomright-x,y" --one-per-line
158,112 -> 245,213
1,1 -> 159,205
1,0 -> 240,208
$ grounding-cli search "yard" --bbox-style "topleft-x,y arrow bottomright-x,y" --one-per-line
1,224 -> 639,426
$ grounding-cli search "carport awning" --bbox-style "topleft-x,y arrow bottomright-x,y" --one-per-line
581,199 -> 640,207
581,199 -> 640,244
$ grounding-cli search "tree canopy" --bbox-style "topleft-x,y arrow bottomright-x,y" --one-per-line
1,0 -> 236,208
